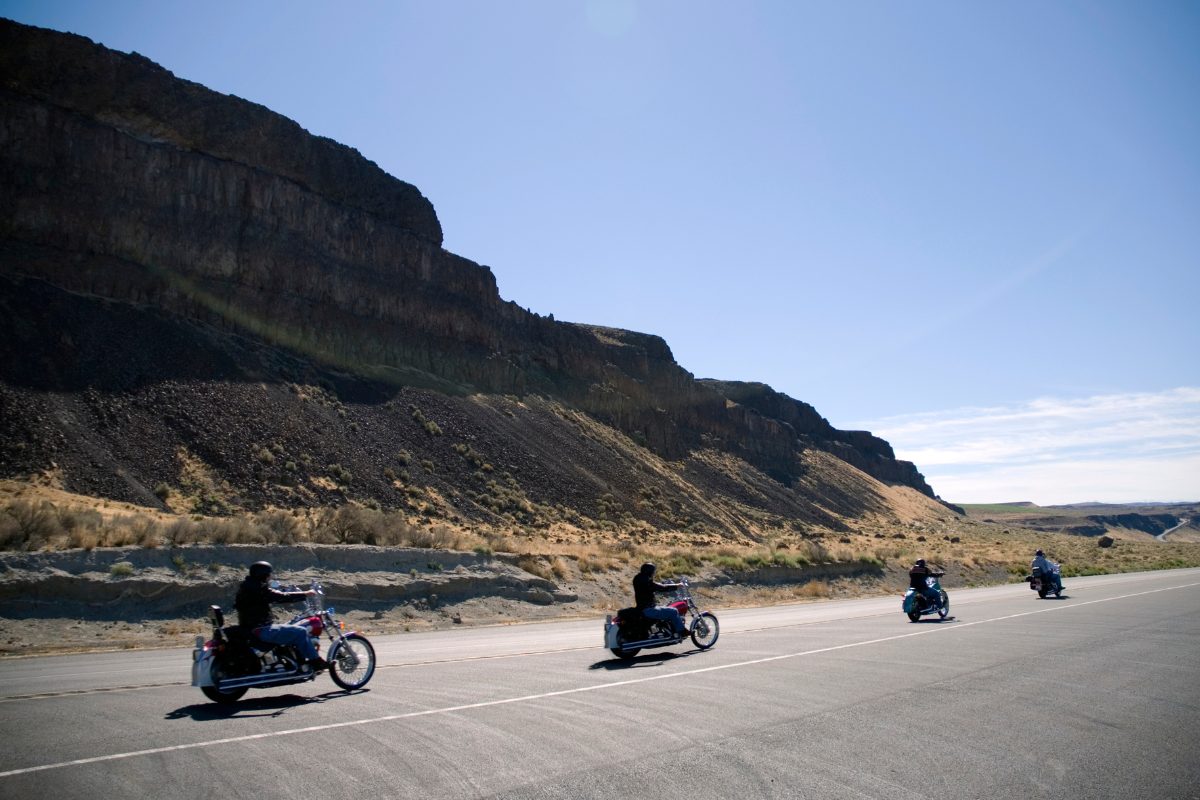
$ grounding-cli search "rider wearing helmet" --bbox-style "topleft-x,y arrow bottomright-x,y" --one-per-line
908,558 -> 945,607
1030,549 -> 1062,592
234,561 -> 327,671
633,562 -> 688,637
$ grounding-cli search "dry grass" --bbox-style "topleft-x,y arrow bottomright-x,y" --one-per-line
2,483 -> 1198,589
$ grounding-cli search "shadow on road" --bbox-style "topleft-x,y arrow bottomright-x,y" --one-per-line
588,650 -> 699,670
165,688 -> 368,721
910,616 -> 958,623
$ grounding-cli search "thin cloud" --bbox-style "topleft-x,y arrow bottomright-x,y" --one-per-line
853,388 -> 1200,504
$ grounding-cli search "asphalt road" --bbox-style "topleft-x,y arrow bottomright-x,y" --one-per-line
1,569 -> 1197,799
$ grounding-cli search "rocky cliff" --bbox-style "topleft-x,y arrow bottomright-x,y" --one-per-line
0,19 -> 939,525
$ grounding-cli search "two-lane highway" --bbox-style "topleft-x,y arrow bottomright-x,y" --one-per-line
2,569 -> 1197,799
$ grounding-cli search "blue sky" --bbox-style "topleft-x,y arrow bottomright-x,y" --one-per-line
3,1 -> 1197,504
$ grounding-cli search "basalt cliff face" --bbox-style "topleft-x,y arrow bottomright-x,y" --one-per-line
0,19 -> 942,532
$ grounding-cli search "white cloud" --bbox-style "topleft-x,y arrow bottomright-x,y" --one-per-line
852,388 -> 1200,505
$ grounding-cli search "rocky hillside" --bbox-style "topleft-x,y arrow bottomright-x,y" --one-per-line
0,18 -> 945,537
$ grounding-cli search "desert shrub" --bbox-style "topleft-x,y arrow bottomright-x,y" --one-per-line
313,505 -> 415,546
256,447 -> 275,465
797,580 -> 832,598
131,517 -> 164,548
254,510 -> 302,545
198,516 -> 263,545
396,450 -> 412,465
66,527 -> 99,550
481,529 -> 514,553
2,500 -> 63,550
322,463 -> 352,484
165,518 -> 198,546
109,561 -> 134,578
153,483 -> 171,501
55,506 -> 103,534
517,555 -> 555,581
0,512 -> 24,550
799,540 -> 830,564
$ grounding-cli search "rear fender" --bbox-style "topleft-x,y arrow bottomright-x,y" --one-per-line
192,644 -> 216,687
604,619 -> 621,649
902,590 -> 917,613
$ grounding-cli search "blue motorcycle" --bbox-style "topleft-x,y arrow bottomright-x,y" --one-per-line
903,576 -> 949,622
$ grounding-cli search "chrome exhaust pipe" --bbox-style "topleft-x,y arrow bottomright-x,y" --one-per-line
218,669 -> 308,690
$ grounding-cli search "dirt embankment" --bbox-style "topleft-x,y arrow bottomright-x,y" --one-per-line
0,543 -> 899,657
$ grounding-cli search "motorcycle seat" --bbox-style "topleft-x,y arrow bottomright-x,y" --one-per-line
223,625 -> 274,650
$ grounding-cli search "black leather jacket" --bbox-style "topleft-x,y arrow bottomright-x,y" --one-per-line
908,564 -> 944,590
633,572 -> 677,609
234,577 -> 307,629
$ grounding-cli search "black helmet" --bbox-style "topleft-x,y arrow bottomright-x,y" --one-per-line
1035,549 -> 1044,557
640,562 -> 656,575
915,558 -> 926,567
249,561 -> 273,581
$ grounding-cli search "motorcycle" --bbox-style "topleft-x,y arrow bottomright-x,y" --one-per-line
192,580 -> 376,703
605,577 -> 719,659
903,576 -> 950,622
1024,565 -> 1063,598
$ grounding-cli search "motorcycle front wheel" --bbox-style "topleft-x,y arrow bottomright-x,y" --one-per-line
938,592 -> 950,619
328,633 -> 376,690
202,658 -> 249,704
690,612 -> 719,650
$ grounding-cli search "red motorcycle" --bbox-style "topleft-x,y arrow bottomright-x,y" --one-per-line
191,580 -> 376,703
604,578 -> 719,659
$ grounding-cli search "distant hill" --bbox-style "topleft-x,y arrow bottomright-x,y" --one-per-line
0,18 -> 949,539
959,501 -> 1200,541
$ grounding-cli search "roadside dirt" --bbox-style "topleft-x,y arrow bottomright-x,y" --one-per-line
0,543 -> 926,657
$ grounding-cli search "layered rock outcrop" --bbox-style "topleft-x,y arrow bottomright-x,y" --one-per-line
0,18 -> 937,504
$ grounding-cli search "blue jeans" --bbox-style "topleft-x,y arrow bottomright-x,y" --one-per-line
642,606 -> 686,635
919,587 -> 941,607
255,623 -> 318,660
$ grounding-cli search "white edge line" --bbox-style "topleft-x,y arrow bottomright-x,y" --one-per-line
2,581 -> 1197,779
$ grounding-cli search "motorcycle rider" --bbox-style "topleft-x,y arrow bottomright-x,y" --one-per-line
633,562 -> 688,638
908,558 -> 945,608
1030,549 -> 1063,592
235,561 -> 327,671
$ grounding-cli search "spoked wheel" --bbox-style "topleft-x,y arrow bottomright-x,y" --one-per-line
690,612 -> 720,650
201,659 -> 248,704
328,633 -> 376,690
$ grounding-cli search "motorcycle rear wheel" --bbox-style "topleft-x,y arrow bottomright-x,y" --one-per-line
690,612 -> 719,650
202,659 -> 249,704
328,633 -> 376,690
610,629 -> 640,659
906,611 -> 921,622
